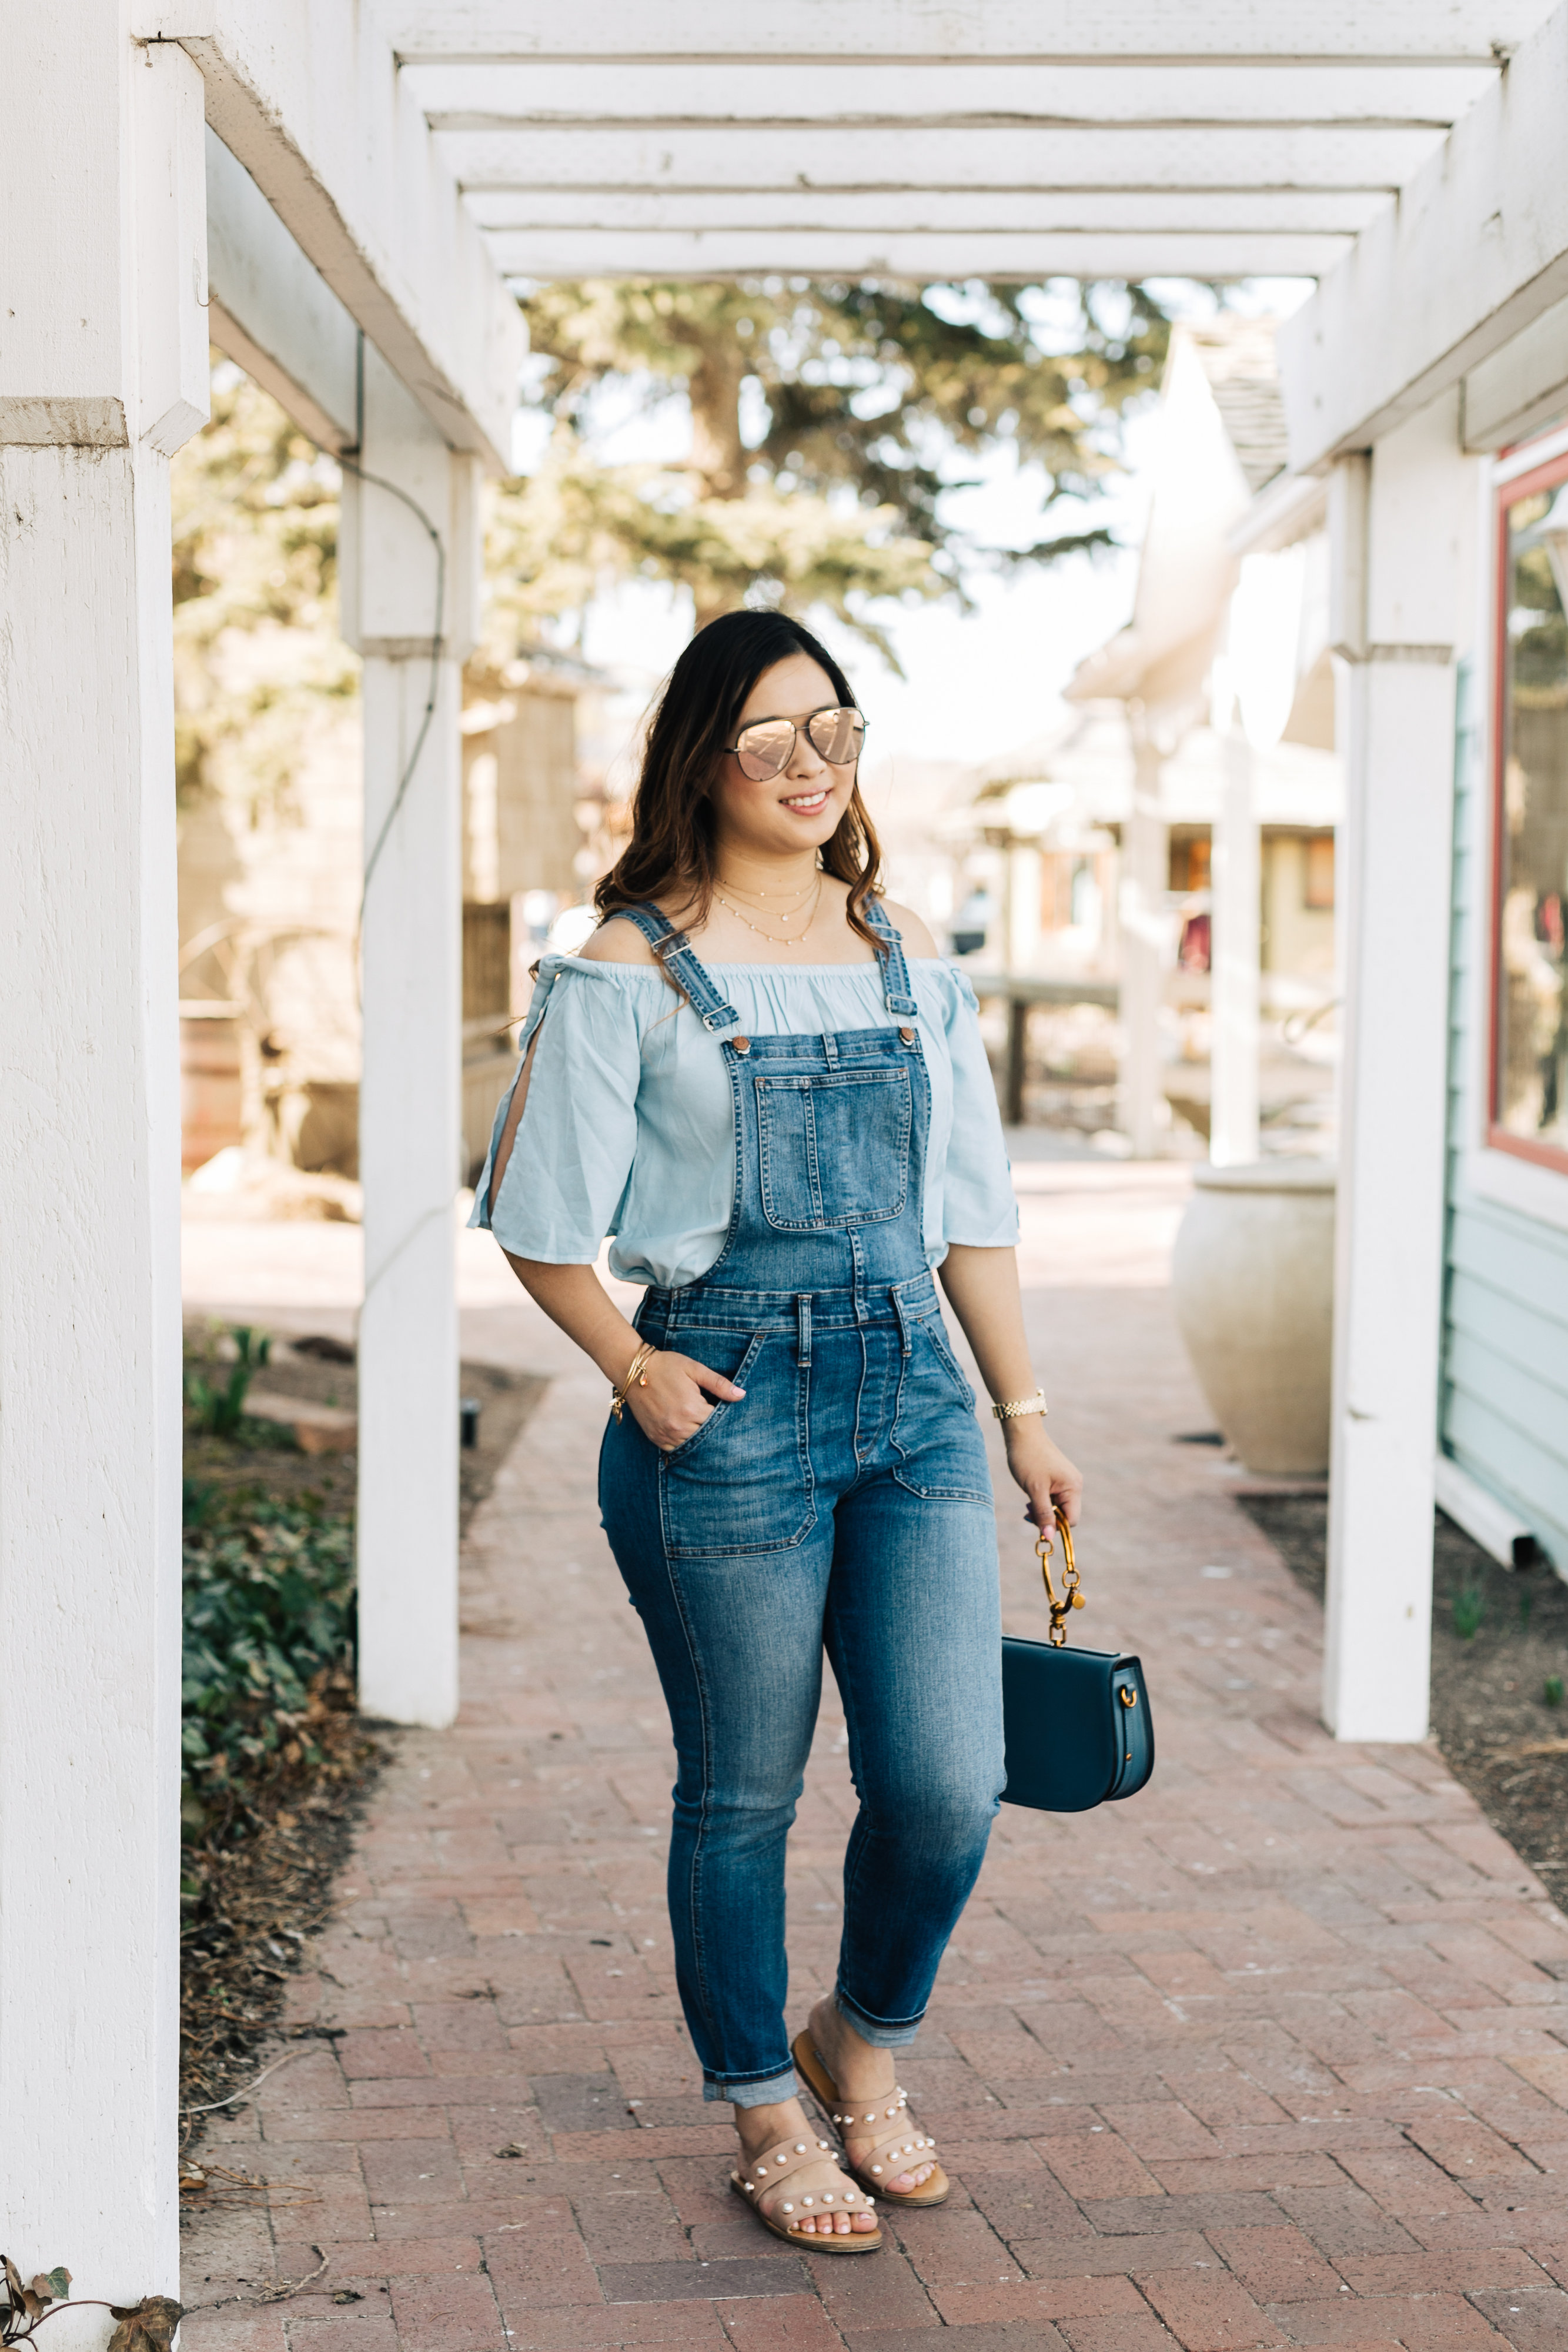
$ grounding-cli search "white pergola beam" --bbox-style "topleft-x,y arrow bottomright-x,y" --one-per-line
205,131 -> 359,454
1281,4 -> 1568,467
379,2 -> 1563,66
183,2 -> 522,470
1463,290 -> 1568,450
464,188 -> 1386,236
489,230 -> 1348,282
440,123 -> 1447,194
403,59 -> 1495,122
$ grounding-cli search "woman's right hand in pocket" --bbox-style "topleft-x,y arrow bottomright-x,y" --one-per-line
627,1351 -> 747,1452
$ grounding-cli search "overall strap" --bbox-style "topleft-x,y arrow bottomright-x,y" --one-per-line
864,898 -> 919,1018
609,903 -> 743,1037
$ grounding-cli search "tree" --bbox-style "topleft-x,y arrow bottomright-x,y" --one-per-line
170,363 -> 363,1104
170,363 -> 355,814
485,278 -> 1171,663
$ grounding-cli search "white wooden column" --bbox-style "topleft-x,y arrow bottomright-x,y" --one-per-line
1005,842 -> 1042,972
340,342 -> 480,1729
0,19 -> 206,2323
1119,733 -> 1168,1157
1322,401 -> 1476,1741
1210,730 -> 1261,1166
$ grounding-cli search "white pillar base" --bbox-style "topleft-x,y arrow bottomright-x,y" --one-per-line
357,652 -> 464,1729
1,24 -> 207,2311
1210,731 -> 1261,1168
1119,740 -> 1168,1158
0,439 -> 183,2321
342,345 -> 479,1731
1321,405 -> 1476,1743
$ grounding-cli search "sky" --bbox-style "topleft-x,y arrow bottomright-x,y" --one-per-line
514,278 -> 1314,778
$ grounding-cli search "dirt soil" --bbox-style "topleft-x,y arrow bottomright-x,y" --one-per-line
182,1325 -> 547,1536
1236,1492 -> 1568,1924
180,1330 -> 548,2153
180,1689 -> 383,2146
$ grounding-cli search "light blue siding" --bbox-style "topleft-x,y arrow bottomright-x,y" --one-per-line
1440,666 -> 1568,1575
1446,1268 -> 1568,1395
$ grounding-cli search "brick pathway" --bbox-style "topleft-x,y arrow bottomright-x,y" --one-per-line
183,1164 -> 1568,2352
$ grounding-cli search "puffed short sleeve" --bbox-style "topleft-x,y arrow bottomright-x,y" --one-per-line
937,968 -> 1020,1247
468,960 -> 642,1262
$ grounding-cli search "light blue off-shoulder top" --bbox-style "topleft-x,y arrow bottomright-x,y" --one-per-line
469,954 -> 1019,1291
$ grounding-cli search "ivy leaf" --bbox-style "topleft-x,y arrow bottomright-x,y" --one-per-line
107,2297 -> 184,2352
44,2274 -> 71,2302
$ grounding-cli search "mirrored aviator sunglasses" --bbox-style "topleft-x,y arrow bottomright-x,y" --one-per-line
730,706 -> 865,781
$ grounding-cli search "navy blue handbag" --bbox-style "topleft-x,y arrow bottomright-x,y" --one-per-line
1001,1509 -> 1154,1813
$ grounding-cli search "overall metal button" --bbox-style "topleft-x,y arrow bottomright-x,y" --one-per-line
898,1025 -> 915,1045
732,1035 -> 751,1054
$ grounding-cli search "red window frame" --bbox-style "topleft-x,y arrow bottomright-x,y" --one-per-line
1488,443 -> 1568,1175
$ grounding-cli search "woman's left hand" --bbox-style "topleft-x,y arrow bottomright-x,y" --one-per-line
1001,1416 -> 1083,1540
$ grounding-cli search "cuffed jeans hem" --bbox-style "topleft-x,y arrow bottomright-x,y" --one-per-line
704,2067 -> 799,2108
833,1985 -> 923,2049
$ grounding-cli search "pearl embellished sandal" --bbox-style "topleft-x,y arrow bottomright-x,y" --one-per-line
791,2032 -> 950,2209
729,2133 -> 882,2253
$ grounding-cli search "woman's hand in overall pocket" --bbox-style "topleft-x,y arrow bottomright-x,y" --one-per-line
1002,1416 -> 1084,1536
629,1351 -> 748,1453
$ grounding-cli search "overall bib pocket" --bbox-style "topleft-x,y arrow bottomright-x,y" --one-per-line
757,1068 -> 912,1231
658,1329 -> 816,1556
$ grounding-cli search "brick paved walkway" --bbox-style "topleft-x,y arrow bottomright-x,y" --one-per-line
183,1164 -> 1568,2352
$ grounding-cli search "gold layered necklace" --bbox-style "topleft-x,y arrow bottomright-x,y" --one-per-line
713,872 -> 823,948
718,866 -> 819,910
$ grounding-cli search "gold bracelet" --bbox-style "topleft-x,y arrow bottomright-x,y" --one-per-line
991,1388 -> 1048,1423
610,1342 -> 657,1422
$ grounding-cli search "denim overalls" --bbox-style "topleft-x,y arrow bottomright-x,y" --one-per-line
599,902 -> 1005,2109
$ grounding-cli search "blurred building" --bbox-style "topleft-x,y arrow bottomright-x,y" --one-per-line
178,653 -> 596,1190
947,318 -> 1343,1158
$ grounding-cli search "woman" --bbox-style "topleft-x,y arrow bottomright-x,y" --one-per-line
473,612 -> 1082,2254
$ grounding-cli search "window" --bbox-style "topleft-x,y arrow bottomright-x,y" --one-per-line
1303,834 -> 1335,911
1492,455 -> 1568,1171
1168,829 -> 1211,893
462,901 -> 511,1023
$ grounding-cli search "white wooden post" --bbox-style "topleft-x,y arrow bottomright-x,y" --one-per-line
340,340 -> 481,1729
1322,402 -> 1476,1742
0,22 -> 206,2322
1119,733 -> 1167,1157
1210,730 -> 1261,1165
1006,841 -> 1042,973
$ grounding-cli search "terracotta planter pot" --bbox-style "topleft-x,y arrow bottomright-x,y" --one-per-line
1171,1161 -> 1336,1477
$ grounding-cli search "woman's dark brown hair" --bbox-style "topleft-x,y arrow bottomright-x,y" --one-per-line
595,611 -> 887,952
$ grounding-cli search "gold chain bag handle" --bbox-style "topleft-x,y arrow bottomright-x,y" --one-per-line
1037,1503 -> 1084,1648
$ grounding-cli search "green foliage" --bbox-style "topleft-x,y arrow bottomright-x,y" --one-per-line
489,278 -> 1172,660
183,1324 -> 272,1438
1546,1673 -> 1564,1708
1453,1583 -> 1486,1641
486,433 -> 937,671
1,2260 -> 72,2348
180,1485 -> 356,1806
